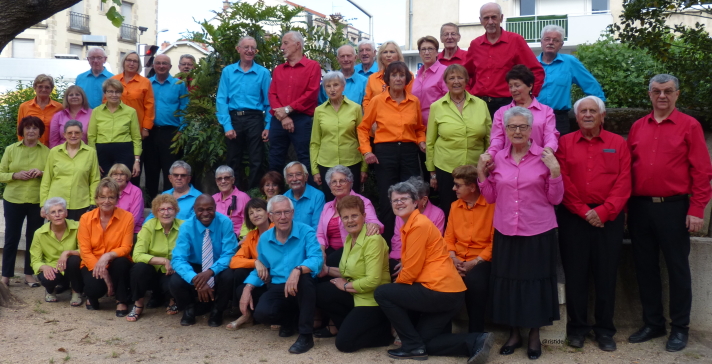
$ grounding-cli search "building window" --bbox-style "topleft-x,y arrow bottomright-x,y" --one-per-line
70,44 -> 83,58
592,0 -> 609,12
70,0 -> 84,13
121,2 -> 133,25
12,39 -> 35,58
520,0 -> 536,15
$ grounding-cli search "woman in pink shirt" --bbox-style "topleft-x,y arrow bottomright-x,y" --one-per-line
108,163 -> 144,234
49,85 -> 92,148
411,36 -> 448,126
477,106 -> 563,360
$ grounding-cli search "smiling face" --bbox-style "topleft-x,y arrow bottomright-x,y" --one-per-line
269,199 -> 294,233
263,181 -> 280,200
104,86 -> 122,105
440,25 -> 461,51
445,70 -> 467,95
248,206 -> 268,228
649,80 -> 679,113
339,207 -> 365,236
47,204 -> 67,227
505,115 -> 532,147
156,202 -> 176,226
237,38 -> 258,63
358,43 -> 375,66
153,55 -> 171,77
576,99 -> 604,133
337,46 -> 356,73
63,125 -> 82,146
480,4 -> 503,35
285,164 -> 307,193
541,31 -> 564,57
178,57 -> 195,73
87,49 -> 107,73
194,196 -> 216,227
508,78 -> 533,104
380,44 -> 399,67
324,79 -> 344,102
215,172 -> 235,193
34,81 -> 53,100
419,41 -> 438,66
95,187 -> 118,213
329,172 -> 352,199
109,170 -> 128,190
391,191 -> 418,218
123,53 -> 140,74
66,90 -> 84,108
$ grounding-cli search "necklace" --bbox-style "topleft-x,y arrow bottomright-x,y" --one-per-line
451,96 -> 465,106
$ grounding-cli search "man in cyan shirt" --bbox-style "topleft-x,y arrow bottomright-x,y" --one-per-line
318,45 -> 368,105
354,39 -> 379,77
283,162 -> 325,228
75,47 -> 113,108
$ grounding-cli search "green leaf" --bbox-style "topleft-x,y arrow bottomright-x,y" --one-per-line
106,6 -> 124,27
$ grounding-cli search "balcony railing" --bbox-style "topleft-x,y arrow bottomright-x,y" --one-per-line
506,14 -> 568,43
120,24 -> 138,43
69,11 -> 90,33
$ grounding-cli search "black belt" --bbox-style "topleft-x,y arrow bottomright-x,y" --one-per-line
631,195 -> 689,203
478,96 -> 512,103
554,109 -> 570,115
153,125 -> 179,130
229,109 -> 263,117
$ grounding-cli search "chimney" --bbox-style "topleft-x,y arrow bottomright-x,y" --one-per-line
161,41 -> 170,50
223,1 -> 230,11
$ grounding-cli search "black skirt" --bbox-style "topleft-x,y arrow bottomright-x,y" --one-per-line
490,229 -> 560,328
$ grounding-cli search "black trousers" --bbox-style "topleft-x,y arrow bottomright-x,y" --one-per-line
558,206 -> 624,337
268,112 -> 313,184
481,96 -> 513,120
2,200 -> 44,277
226,112 -> 266,191
144,126 -> 181,199
373,142 -> 421,243
95,142 -> 134,180
253,274 -> 316,335
318,163 -> 362,202
463,260 -> 491,333
169,263 -> 234,312
66,208 -> 89,222
231,268 -> 268,310
628,197 -> 692,335
316,281 -> 392,352
554,110 -> 571,136
375,282 -> 484,357
81,256 -> 132,303
129,262 -> 172,302
37,255 -> 83,293
435,167 -> 456,223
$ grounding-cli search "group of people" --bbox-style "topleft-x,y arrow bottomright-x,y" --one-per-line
2,1 -> 711,362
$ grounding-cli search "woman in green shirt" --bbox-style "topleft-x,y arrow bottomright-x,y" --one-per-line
0,116 -> 50,287
315,195 -> 392,352
30,197 -> 83,305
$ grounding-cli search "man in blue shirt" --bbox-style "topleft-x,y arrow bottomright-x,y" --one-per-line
354,39 -> 379,77
170,194 -> 238,327
145,161 -> 202,221
537,24 -> 605,135
283,162 -> 325,228
240,195 -> 323,354
318,45 -> 368,105
216,36 -> 272,191
145,54 -> 189,199
75,47 -> 113,108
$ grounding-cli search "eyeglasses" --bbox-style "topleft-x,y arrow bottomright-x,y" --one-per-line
286,173 -> 304,179
542,37 -> 562,43
506,124 -> 531,131
241,46 -> 258,52
179,62 -> 194,67
442,32 -> 459,38
87,57 -> 106,61
270,210 -> 293,217
171,173 -> 189,178
125,59 -> 140,64
96,195 -> 117,202
154,61 -> 170,66
105,90 -> 121,95
391,197 -> 411,205
216,176 -> 233,182
109,173 -> 127,178
453,182 -> 464,189
650,89 -> 676,96
158,207 -> 175,214
329,179 -> 350,186
420,47 -> 437,54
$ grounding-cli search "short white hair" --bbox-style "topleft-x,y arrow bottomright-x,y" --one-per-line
238,36 -> 256,47
43,197 -> 67,215
503,106 -> 533,126
574,96 -> 606,116
337,44 -> 356,56
169,160 -> 192,175
541,25 -> 565,40
267,194 -> 294,213
283,161 -> 308,178
357,39 -> 376,52
322,71 -> 346,87
88,47 -> 107,57
284,31 -> 304,49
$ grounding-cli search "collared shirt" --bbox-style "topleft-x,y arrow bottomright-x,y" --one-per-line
397,209 -> 466,293
76,68 -> 114,108
268,56 -> 322,116
284,184 -> 325,228
412,61 -> 448,124
212,187 -> 250,235
78,207 -> 134,270
117,181 -> 144,233
464,30 -> 545,98
479,142 -> 564,236
171,213 -> 238,284
88,102 -> 142,155
133,218 -> 184,272
426,92 -> 491,173
537,53 -> 606,111
362,70 -> 414,110
30,219 -> 79,273
17,98 -> 63,146
437,47 -> 468,67
340,225 -> 390,307
556,129 -> 631,223
49,108 -> 92,148
244,221 -> 323,287
144,185 -> 202,221
229,223 -> 273,269
40,142 -> 100,209
357,90 -> 426,154
488,98 -> 559,158
354,62 -> 379,77
391,202 -> 445,260
628,109 -> 712,218
0,141 -> 49,204
318,72 -> 368,105
316,191 -> 383,249
216,60 -> 272,132
110,73 -> 156,129
150,75 -> 189,127
310,97 -> 365,174
444,195 -> 495,262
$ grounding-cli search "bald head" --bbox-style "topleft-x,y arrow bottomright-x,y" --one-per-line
480,2 -> 504,36
153,54 -> 172,78
337,45 -> 357,73
194,194 -> 217,227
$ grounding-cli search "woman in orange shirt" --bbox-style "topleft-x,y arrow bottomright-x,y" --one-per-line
444,165 -> 495,334
110,52 -> 155,138
374,181 -> 494,362
362,41 -> 413,110
17,74 -> 63,146
78,178 -> 134,315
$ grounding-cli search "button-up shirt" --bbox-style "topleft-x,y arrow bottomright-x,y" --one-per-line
0,141 -> 49,204
316,191 -> 383,249
479,142 -> 564,236
437,47 -> 468,67
110,73 -> 155,129
49,108 -> 92,148
133,218 -> 183,272
150,75 -> 189,127
30,219 -> 79,274
76,68 -> 114,108
144,185 -> 202,221
412,61 -> 448,124
340,226 -> 390,307
117,181 -> 144,233
537,53 -> 606,111
444,195 -> 495,262
628,109 -> 712,218
426,92 -> 491,173
358,90 -> 426,154
318,72 -> 368,105
391,201 -> 445,260
464,30 -> 545,98
244,221 -> 323,287
216,60 -> 272,132
171,213 -> 238,284
40,142 -> 100,209
78,207 -> 134,270
88,102 -> 142,155
212,187 -> 250,235
17,98 -> 63,146
354,62 -> 379,77
310,97 -> 365,174
363,70 -> 414,111
284,184 -> 325,228
268,56 -> 322,117
488,98 -> 559,158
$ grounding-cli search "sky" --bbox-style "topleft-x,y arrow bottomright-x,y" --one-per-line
156,0 -> 406,46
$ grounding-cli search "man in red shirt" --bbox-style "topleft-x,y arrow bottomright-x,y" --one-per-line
437,23 -> 467,67
464,2 -> 544,118
627,74 -> 712,352
555,96 -> 631,352
268,31 -> 322,180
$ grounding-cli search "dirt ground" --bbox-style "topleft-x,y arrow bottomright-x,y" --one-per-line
1,279 -> 712,364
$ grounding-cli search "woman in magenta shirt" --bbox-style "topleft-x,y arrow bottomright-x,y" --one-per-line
108,163 -> 144,234
411,36 -> 448,126
49,85 -> 92,148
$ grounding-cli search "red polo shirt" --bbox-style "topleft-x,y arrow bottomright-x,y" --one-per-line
437,47 -> 468,67
268,56 -> 322,117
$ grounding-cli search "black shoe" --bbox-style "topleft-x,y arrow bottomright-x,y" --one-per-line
313,326 -> 337,338
666,332 -> 688,352
279,325 -> 296,338
115,303 -> 129,317
499,341 -> 522,355
628,326 -> 667,343
567,335 -> 585,348
208,309 -> 223,327
468,332 -> 494,364
180,306 -> 196,326
387,346 -> 428,360
146,297 -> 163,309
85,297 -> 100,310
527,347 -> 542,360
596,335 -> 616,351
288,334 -> 314,354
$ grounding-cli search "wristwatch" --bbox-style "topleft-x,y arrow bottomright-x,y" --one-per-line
294,265 -> 303,274
284,105 -> 292,114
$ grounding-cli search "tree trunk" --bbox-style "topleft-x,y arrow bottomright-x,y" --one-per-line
0,282 -> 24,308
0,0 -> 82,53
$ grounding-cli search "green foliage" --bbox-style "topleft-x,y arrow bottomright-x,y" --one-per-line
102,0 -> 125,27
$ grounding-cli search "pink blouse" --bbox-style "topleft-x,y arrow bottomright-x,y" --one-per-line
326,216 -> 342,247
48,108 -> 91,148
316,190 -> 383,250
487,98 -> 558,158
213,187 -> 250,235
390,201 -> 445,259
412,61 -> 448,126
116,182 -> 144,233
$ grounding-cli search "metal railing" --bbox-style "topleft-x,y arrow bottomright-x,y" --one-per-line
120,24 -> 138,43
506,15 -> 568,43
69,12 -> 90,33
